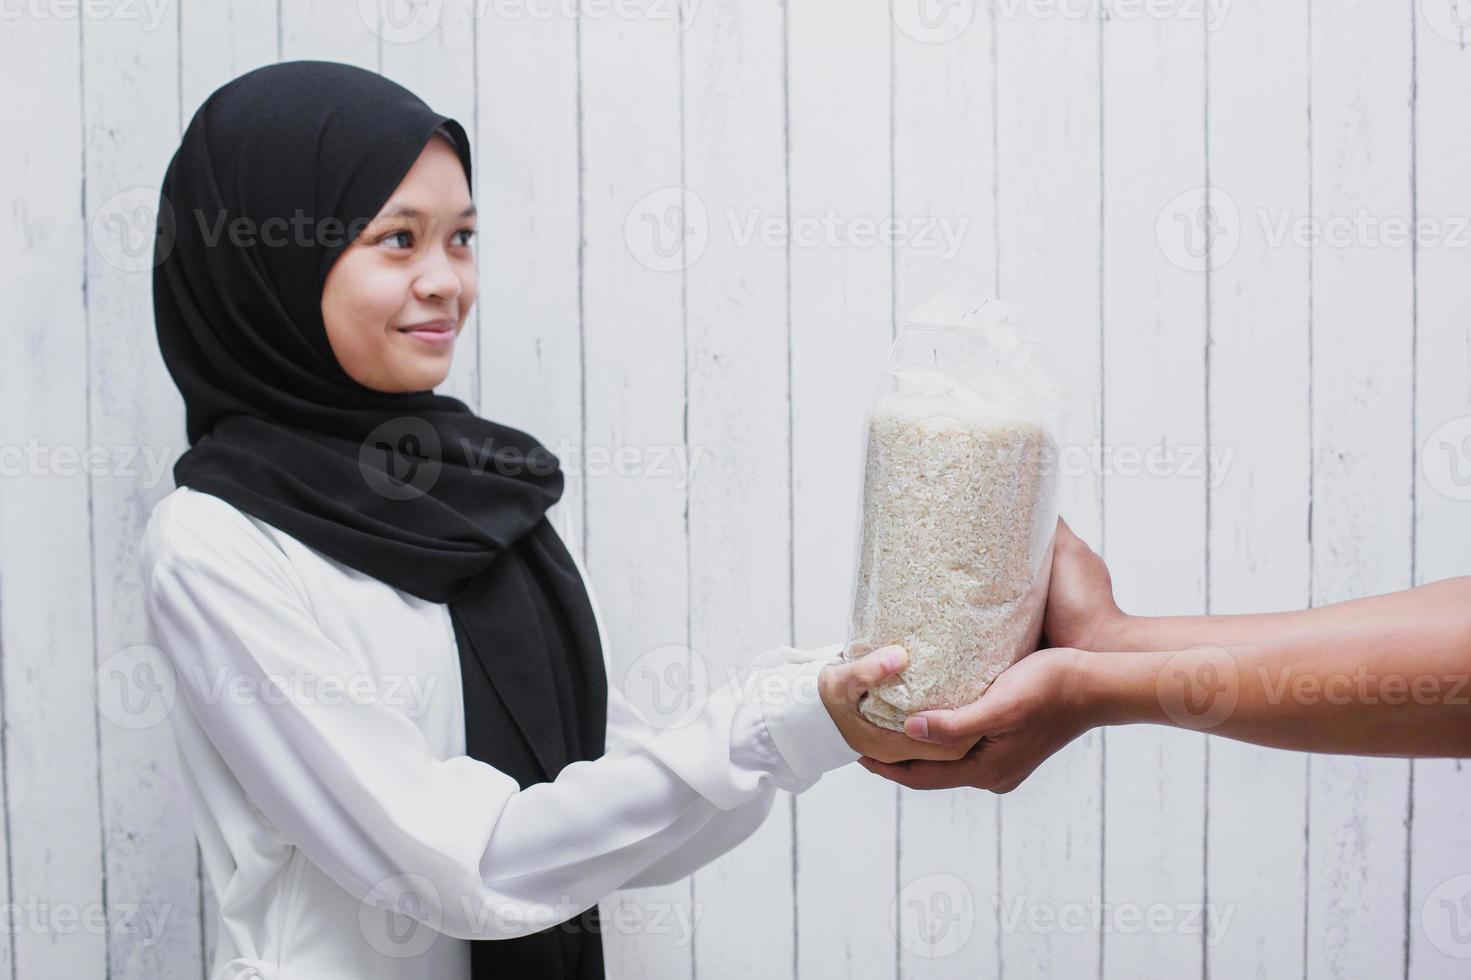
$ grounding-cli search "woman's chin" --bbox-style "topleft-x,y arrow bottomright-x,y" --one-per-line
381,357 -> 454,393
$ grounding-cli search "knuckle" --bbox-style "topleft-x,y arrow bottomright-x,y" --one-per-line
932,723 -> 968,744
919,712 -> 952,736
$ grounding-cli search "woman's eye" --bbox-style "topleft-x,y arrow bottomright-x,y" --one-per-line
455,228 -> 476,246
381,230 -> 413,249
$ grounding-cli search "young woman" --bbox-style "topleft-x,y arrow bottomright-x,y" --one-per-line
141,61 -> 960,980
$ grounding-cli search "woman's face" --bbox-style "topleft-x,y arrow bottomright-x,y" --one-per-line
321,133 -> 477,393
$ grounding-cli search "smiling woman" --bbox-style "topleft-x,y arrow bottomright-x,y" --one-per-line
320,125 -> 478,393
142,58 -> 942,980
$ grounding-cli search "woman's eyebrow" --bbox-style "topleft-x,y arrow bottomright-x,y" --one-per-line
375,203 -> 477,220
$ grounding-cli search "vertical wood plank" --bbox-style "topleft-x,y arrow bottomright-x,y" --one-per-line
681,0 -> 797,975
474,4 -> 585,524
82,5 -> 199,978
180,1 -> 279,104
1204,1 -> 1313,978
1408,2 -> 1471,976
579,5 -> 694,978
891,3 -> 1001,975
1100,6 -> 1208,979
0,10 -> 97,980
994,3 -> 1105,976
279,0 -> 380,68
787,2 -> 896,978
1306,2 -> 1415,977
7,7 -> 1468,980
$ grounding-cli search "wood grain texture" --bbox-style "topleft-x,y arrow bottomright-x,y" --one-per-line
682,1 -> 799,976
1306,2 -> 1415,978
1205,1 -> 1312,977
82,6 -> 199,978
0,2 -> 1462,977
1408,2 -> 1471,976
579,5 -> 693,977
787,2 -> 898,979
0,11 -> 100,980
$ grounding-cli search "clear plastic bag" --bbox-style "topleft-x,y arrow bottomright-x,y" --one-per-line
845,293 -> 1065,731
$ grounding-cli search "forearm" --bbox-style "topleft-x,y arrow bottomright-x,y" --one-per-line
1103,576 -> 1471,653
1080,579 -> 1471,756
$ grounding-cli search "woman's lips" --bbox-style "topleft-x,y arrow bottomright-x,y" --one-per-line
396,319 -> 455,346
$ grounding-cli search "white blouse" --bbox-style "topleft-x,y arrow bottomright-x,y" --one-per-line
139,485 -> 858,980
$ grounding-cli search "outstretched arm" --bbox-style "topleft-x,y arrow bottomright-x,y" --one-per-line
860,518 -> 1471,792
143,498 -> 965,940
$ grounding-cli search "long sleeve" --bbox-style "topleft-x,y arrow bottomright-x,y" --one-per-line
544,500 -> 851,890
604,640 -> 845,889
143,510 -> 857,942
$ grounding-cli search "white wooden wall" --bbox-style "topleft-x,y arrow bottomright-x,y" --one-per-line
2,1 -> 1469,977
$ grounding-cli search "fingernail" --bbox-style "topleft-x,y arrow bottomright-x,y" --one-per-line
878,645 -> 904,670
905,716 -> 929,739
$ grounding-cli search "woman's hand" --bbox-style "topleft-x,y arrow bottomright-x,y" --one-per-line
1042,518 -> 1126,651
819,646 -> 976,765
857,647 -> 1095,793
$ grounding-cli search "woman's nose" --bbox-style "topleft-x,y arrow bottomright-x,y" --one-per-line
412,250 -> 464,302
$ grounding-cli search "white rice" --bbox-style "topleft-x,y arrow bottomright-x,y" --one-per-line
850,392 -> 1057,731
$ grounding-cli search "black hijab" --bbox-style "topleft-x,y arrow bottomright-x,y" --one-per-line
152,60 -> 607,978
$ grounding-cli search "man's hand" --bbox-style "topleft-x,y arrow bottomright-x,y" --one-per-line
819,646 -> 976,765
1042,518 -> 1125,651
857,647 -> 1095,792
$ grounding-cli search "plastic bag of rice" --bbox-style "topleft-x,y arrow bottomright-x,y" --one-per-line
845,293 -> 1064,732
